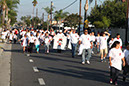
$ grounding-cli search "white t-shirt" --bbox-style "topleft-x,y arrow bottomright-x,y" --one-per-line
79,34 -> 91,49
91,35 -> 95,42
1,32 -> 7,39
57,33 -> 65,38
113,38 -> 122,47
109,48 -> 124,70
13,35 -> 17,39
99,36 -> 109,49
109,40 -> 114,48
29,36 -> 36,43
27,32 -> 31,37
124,49 -> 129,65
21,37 -> 28,47
9,34 -> 13,40
35,37 -> 40,45
20,31 -> 26,37
95,36 -> 100,43
70,33 -> 79,44
44,36 -> 51,44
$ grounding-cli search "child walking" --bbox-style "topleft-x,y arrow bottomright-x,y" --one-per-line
109,41 -> 125,85
34,34 -> 40,53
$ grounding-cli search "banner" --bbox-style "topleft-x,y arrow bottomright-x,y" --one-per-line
53,35 -> 67,50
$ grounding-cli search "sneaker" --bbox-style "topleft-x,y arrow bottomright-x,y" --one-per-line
86,61 -> 90,64
110,79 -> 113,84
101,59 -> 103,62
47,50 -> 49,53
27,54 -> 30,57
104,59 -> 106,62
115,82 -> 118,85
82,62 -> 85,65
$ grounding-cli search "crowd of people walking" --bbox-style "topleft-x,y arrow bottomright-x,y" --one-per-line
1,27 -> 129,85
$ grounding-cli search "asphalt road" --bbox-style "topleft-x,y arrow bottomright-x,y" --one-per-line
11,44 -> 129,86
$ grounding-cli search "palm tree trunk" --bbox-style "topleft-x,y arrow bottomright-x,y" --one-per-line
32,6 -> 35,27
2,4 -> 6,24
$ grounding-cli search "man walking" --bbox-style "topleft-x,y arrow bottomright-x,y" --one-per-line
79,29 -> 92,65
70,29 -> 79,58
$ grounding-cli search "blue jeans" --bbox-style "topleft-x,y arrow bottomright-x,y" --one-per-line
71,43 -> 77,57
82,48 -> 92,62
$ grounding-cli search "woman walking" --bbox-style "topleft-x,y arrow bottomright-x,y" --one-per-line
109,41 -> 125,85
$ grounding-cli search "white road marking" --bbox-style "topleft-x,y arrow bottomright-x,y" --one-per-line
33,67 -> 39,72
38,78 -> 46,85
29,59 -> 34,62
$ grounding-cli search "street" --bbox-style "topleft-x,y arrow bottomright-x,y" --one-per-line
10,44 -> 129,86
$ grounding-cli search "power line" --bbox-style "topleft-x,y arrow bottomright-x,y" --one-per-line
61,0 -> 78,11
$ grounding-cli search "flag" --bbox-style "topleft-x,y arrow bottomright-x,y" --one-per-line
89,0 -> 93,4
84,0 -> 88,11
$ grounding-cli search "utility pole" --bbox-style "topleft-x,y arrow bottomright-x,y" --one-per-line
84,0 -> 88,30
42,13 -> 44,23
126,0 -> 129,44
95,0 -> 97,7
79,0 -> 82,35
36,8 -> 38,17
50,1 -> 53,29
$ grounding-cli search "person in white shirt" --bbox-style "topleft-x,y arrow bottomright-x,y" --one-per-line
43,32 -> 52,53
95,33 -> 100,53
1,30 -> 7,43
34,34 -> 40,53
99,32 -> 110,62
9,31 -> 13,43
18,34 -> 28,53
109,41 -> 125,85
91,32 -> 95,54
109,37 -> 114,48
70,29 -> 79,58
112,33 -> 122,49
13,33 -> 17,44
28,33 -> 36,53
57,30 -> 65,38
79,29 -> 92,65
123,44 -> 129,82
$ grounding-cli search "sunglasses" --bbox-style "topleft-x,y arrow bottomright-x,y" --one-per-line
85,31 -> 88,32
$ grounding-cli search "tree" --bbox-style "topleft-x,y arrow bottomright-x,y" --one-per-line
93,16 -> 111,28
54,10 -> 69,24
32,0 -> 38,17
88,0 -> 127,28
64,13 -> 82,28
0,0 -> 20,26
31,17 -> 41,28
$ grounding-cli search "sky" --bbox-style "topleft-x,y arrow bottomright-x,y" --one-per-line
17,0 -> 105,21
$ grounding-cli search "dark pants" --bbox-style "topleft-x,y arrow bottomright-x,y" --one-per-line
123,65 -> 129,81
13,39 -> 17,44
71,43 -> 77,58
28,43 -> 34,53
110,67 -> 119,83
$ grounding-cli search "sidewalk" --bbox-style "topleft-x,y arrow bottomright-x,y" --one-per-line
0,43 -> 11,86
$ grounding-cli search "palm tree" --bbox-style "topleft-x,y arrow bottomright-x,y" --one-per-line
32,0 -> 38,17
32,0 -> 38,27
54,10 -> 69,26
43,6 -> 55,30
